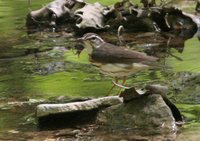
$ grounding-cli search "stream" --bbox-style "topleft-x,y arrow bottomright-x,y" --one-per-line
0,0 -> 200,140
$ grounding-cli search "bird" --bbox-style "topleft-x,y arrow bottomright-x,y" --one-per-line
77,33 -> 159,95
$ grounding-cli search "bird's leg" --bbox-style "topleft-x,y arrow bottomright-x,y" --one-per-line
107,78 -> 118,95
117,76 -> 127,95
111,78 -> 131,95
112,80 -> 130,89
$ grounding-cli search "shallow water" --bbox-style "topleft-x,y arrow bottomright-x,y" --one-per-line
0,0 -> 200,140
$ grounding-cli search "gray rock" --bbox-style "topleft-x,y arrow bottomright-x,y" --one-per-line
74,2 -> 109,29
145,84 -> 168,96
96,94 -> 177,135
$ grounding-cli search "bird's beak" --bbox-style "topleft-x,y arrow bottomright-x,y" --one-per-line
77,37 -> 85,42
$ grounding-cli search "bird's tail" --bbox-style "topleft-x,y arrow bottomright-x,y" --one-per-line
142,56 -> 167,70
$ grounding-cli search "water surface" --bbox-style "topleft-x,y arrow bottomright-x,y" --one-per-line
0,0 -> 200,140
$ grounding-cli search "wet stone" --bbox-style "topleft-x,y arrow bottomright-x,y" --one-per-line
96,94 -> 177,135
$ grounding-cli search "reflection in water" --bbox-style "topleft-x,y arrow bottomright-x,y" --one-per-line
166,37 -> 200,72
177,132 -> 200,141
86,130 -> 177,141
0,59 -> 31,99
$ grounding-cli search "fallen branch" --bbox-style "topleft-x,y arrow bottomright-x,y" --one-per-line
36,96 -> 122,118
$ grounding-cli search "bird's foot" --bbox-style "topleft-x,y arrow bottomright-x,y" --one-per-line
112,80 -> 130,95
112,80 -> 130,89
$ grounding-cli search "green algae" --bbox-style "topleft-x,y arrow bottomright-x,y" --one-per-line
31,71 -> 112,98
177,104 -> 200,122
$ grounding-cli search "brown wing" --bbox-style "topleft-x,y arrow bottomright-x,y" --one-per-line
91,42 -> 158,63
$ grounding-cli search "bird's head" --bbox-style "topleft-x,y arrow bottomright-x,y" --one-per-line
77,33 -> 105,53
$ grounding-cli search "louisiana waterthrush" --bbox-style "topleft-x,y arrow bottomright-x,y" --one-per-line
78,33 -> 158,94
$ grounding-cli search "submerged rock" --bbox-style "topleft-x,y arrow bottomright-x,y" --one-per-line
170,72 -> 200,104
96,94 -> 177,135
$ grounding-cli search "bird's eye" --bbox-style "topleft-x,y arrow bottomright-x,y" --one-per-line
91,37 -> 96,40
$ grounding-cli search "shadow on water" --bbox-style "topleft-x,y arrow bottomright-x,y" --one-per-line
0,0 -> 200,140
38,109 -> 99,130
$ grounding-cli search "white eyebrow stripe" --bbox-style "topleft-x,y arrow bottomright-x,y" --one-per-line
96,36 -> 104,42
86,35 -> 104,43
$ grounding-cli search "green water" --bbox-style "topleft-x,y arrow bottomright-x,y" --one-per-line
0,0 -> 200,140
166,38 -> 200,72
